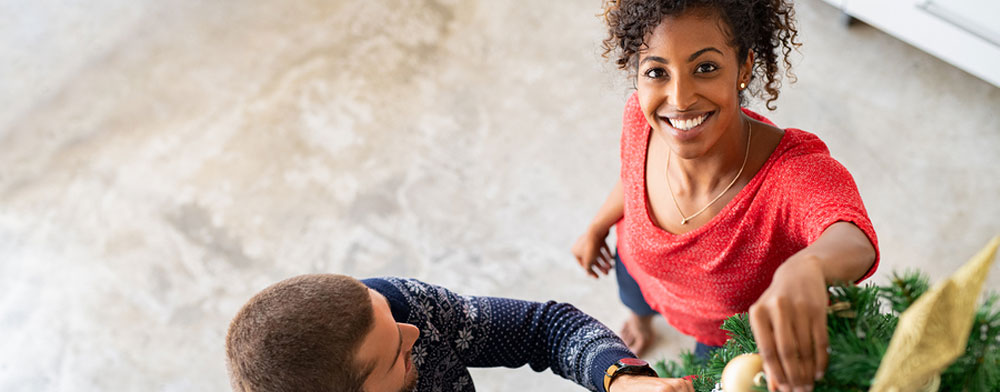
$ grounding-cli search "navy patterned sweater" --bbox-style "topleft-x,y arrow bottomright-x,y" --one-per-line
362,278 -> 636,392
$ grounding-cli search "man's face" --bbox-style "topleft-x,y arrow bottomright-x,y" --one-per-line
355,289 -> 420,392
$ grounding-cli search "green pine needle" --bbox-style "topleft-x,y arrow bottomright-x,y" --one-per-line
655,271 -> 1000,391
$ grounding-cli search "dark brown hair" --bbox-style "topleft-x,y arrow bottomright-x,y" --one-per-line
601,0 -> 800,109
225,274 -> 374,392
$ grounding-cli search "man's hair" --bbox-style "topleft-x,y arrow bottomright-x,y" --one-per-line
225,274 -> 375,392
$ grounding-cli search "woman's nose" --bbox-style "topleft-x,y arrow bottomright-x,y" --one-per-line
667,76 -> 696,110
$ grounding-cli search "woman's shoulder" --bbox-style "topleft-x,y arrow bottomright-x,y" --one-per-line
621,92 -> 647,136
763,128 -> 857,192
619,92 -> 650,159
741,109 -> 827,153
741,108 -> 837,172
773,128 -> 832,160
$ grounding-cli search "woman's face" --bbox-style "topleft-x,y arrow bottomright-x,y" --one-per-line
636,8 -> 752,159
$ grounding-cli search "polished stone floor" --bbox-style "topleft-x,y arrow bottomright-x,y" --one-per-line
1,0 -> 998,391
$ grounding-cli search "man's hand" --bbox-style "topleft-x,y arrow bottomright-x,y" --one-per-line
608,374 -> 694,392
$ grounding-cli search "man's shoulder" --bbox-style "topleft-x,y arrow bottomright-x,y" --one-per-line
362,277 -> 447,300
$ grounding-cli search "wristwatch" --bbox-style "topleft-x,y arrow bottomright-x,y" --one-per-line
604,357 -> 659,392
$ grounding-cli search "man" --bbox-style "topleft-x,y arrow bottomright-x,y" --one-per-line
226,274 -> 693,391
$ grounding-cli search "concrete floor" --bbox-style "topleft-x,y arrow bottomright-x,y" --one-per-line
1,0 -> 998,391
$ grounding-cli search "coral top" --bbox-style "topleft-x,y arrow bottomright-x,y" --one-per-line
615,93 -> 879,346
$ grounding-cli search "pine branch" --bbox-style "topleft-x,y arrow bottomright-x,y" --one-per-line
654,272 -> 1000,392
879,270 -> 929,314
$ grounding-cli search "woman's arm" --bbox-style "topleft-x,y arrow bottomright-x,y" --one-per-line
588,179 -> 625,236
749,221 -> 876,392
571,180 -> 625,278
799,221 -> 877,284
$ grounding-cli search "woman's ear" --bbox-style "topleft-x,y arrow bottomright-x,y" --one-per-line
739,50 -> 755,86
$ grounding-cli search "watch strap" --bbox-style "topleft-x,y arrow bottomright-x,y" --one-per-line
604,358 -> 658,392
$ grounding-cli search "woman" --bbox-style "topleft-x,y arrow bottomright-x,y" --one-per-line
571,1 -> 879,391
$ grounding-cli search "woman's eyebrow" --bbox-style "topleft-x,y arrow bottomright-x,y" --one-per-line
639,55 -> 668,66
638,47 -> 722,66
688,47 -> 723,61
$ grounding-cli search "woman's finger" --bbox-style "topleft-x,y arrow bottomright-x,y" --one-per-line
749,305 -> 786,391
598,245 -> 614,274
793,308 -> 816,390
812,307 -> 830,381
577,252 -> 599,278
595,249 -> 611,274
600,244 -> 613,261
771,303 -> 804,390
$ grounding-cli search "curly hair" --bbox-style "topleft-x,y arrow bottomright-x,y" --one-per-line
600,0 -> 800,110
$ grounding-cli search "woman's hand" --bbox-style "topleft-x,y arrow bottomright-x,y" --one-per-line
749,255 -> 829,392
571,227 -> 614,278
609,375 -> 694,392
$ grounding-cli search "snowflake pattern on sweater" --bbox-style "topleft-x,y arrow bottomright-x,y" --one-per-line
362,278 -> 634,392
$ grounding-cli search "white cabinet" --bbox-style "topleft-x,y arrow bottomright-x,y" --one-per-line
822,0 -> 1000,88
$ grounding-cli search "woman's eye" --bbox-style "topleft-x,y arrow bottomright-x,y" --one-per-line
643,68 -> 666,79
695,63 -> 718,73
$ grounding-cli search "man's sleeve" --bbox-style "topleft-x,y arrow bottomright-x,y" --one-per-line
371,278 -> 635,392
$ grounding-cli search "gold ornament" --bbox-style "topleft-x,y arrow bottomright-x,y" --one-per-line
721,353 -> 765,392
870,236 -> 1000,392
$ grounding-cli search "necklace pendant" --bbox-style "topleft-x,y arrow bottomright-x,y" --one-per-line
680,218 -> 689,225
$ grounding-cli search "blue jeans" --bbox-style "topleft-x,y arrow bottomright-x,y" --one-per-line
694,342 -> 720,361
614,252 -> 657,317
615,252 -> 722,361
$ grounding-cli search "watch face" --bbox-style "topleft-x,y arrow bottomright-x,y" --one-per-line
619,358 -> 648,367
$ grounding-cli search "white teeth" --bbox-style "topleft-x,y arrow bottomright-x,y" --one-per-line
669,113 -> 708,131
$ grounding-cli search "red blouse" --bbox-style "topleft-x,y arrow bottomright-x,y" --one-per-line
615,93 -> 879,346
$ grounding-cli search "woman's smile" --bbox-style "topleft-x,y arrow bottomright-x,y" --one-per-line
634,6 -> 753,157
659,110 -> 714,142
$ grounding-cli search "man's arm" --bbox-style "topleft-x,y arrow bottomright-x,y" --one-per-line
462,296 -> 628,391
368,277 -> 689,391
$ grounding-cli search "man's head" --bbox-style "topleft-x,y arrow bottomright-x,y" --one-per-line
225,274 -> 419,392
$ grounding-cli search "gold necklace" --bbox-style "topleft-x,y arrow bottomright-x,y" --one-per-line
665,119 -> 752,225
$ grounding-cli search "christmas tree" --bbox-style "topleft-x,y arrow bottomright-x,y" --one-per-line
656,237 -> 1000,392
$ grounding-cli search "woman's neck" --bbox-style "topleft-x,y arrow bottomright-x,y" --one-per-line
666,115 -> 750,196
